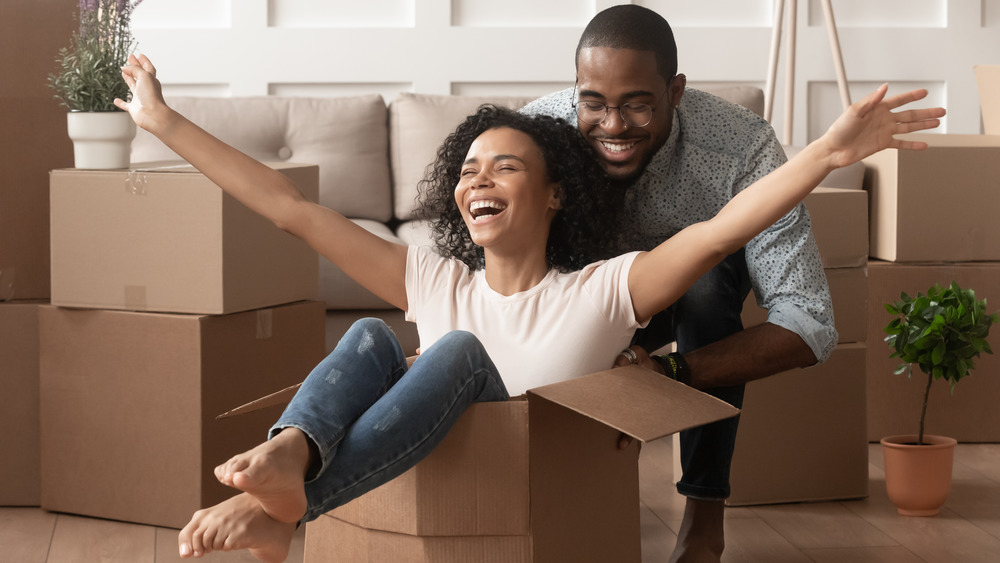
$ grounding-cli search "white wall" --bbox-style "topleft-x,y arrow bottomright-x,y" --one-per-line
131,0 -> 1000,146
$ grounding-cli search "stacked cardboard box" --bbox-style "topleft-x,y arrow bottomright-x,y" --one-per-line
40,163 -> 327,528
0,301 -> 44,505
725,187 -> 871,505
0,0 -> 76,508
861,78 -> 1000,442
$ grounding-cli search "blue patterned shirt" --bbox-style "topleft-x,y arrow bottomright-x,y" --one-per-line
521,87 -> 836,363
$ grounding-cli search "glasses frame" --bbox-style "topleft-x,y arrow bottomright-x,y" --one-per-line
571,79 -> 674,128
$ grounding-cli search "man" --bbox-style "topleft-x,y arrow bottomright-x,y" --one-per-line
521,5 -> 836,561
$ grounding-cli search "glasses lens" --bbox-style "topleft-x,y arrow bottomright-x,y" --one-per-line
621,104 -> 653,127
576,102 -> 607,125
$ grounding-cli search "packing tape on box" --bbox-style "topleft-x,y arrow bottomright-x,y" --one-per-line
257,308 -> 273,339
124,285 -> 147,310
125,164 -> 191,196
0,267 -> 14,301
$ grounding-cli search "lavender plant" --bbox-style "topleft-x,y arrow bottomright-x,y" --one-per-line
49,0 -> 144,112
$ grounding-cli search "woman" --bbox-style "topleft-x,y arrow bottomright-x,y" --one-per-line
115,53 -> 943,562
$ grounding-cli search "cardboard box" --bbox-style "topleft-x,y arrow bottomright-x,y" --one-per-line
742,266 -> 867,344
804,187 -> 868,269
866,260 -> 1000,442
49,161 -> 319,315
726,343 -> 869,506
307,516 -> 531,562
0,301 -> 44,505
863,134 -> 1000,262
975,65 -> 1000,135
39,300 -> 326,528
224,367 -> 739,562
0,0 -> 77,302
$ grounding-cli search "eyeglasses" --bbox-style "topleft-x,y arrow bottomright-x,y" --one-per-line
572,85 -> 670,128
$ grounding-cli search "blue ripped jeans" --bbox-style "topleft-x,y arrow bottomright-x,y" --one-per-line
269,318 -> 509,523
632,249 -> 752,500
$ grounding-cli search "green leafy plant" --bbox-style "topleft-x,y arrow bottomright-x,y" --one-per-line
884,282 -> 998,445
48,0 -> 144,112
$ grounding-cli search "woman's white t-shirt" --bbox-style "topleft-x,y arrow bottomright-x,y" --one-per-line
404,246 -> 646,396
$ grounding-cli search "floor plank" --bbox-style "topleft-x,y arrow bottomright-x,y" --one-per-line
0,507 -> 57,563
750,501 -> 898,550
639,501 -> 677,563
46,514 -> 155,563
801,545 -> 926,562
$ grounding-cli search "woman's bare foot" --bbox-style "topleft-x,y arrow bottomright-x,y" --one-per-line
179,493 -> 296,562
214,428 -> 312,524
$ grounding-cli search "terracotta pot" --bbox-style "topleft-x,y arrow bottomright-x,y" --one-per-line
880,434 -> 957,516
67,111 -> 136,169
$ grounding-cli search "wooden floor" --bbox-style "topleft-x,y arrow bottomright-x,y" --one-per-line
3,442 -> 999,562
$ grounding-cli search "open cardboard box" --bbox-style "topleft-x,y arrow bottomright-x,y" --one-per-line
219,365 -> 739,562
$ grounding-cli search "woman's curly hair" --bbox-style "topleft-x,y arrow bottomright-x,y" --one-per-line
414,105 -> 624,272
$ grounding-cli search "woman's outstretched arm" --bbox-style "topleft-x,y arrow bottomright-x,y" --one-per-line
628,84 -> 945,322
115,54 -> 409,310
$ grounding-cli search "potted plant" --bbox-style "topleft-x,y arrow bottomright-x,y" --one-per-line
49,0 -> 144,169
881,281 -> 997,516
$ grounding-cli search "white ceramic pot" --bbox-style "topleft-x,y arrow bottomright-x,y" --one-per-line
66,111 -> 136,169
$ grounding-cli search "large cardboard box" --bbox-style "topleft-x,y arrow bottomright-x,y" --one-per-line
49,162 -> 319,315
975,65 -> 1000,135
0,301 -> 44,505
39,300 -> 326,528
742,266 -> 867,344
0,0 -> 76,302
225,367 -> 738,562
866,260 -> 1000,442
863,134 -> 1000,262
726,343 -> 869,506
804,187 -> 868,269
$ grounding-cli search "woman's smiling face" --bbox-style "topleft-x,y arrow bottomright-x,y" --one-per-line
454,126 -> 562,251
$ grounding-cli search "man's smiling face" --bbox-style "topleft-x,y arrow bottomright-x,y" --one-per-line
575,47 -> 684,185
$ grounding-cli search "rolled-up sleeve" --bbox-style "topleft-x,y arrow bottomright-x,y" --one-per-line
740,128 -> 838,364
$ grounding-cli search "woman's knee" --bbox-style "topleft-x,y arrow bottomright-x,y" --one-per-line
436,330 -> 484,352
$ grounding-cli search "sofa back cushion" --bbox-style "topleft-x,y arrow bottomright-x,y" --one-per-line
389,92 -> 535,221
130,95 -> 393,222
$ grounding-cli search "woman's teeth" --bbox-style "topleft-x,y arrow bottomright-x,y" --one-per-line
470,200 -> 508,220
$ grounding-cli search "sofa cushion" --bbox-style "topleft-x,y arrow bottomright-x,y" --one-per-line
131,95 -> 393,222
689,83 -> 766,118
319,220 -> 404,309
394,219 -> 435,249
389,92 -> 535,221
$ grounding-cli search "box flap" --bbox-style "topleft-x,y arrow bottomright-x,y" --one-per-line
527,365 -> 739,443
215,383 -> 301,420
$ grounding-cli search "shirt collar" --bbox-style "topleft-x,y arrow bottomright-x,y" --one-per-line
643,107 -> 680,180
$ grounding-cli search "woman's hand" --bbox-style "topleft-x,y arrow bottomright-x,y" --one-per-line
114,53 -> 170,134
821,84 -> 946,169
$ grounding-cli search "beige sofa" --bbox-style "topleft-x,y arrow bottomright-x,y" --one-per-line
130,86 -> 862,354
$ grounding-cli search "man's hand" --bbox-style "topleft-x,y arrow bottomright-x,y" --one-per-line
613,345 -> 665,375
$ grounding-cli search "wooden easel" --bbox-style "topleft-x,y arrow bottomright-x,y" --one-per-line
764,0 -> 851,144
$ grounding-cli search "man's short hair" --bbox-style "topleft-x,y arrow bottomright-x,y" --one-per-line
575,5 -> 678,80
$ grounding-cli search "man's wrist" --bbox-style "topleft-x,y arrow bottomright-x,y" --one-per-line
655,352 -> 691,385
